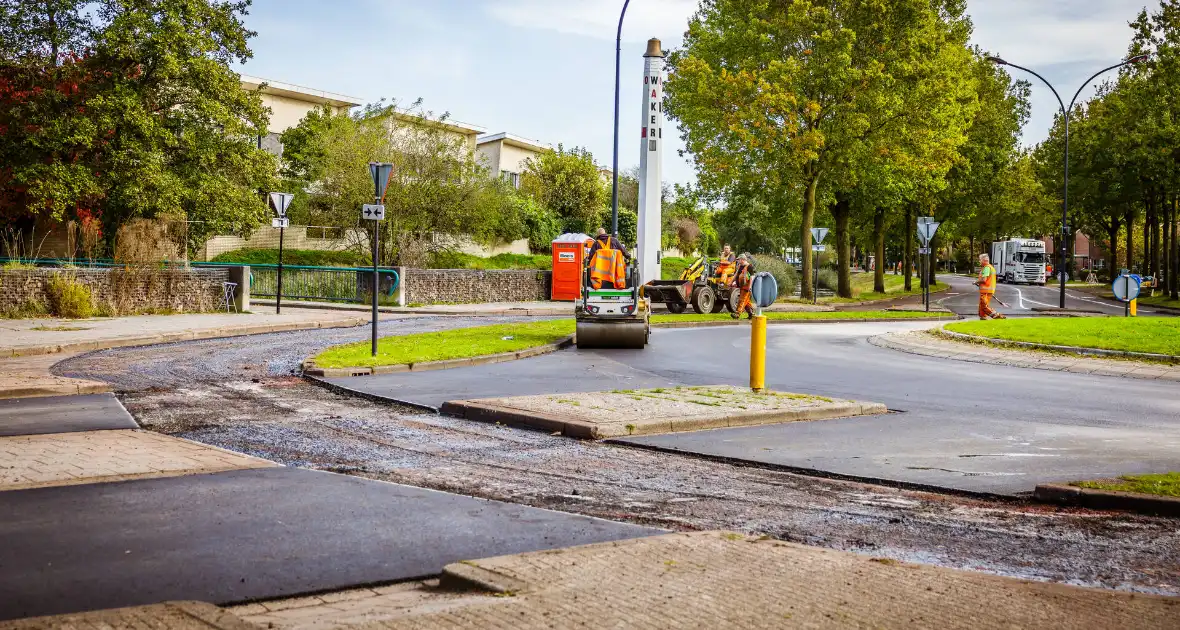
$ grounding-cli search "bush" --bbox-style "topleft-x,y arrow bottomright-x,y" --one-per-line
2,299 -> 49,319
519,198 -> 562,254
46,274 -> 94,318
425,251 -> 552,270
661,256 -> 693,280
211,248 -> 364,267
752,255 -> 798,297
816,268 -> 838,291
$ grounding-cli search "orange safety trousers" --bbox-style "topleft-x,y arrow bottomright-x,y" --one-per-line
978,293 -> 998,319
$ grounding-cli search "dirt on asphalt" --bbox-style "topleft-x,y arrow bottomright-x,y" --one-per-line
54,316 -> 1180,597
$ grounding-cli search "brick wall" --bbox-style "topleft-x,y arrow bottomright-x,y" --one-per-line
0,268 -> 228,314
403,269 -> 551,304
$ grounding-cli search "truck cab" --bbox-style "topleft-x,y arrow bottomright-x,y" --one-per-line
991,239 -> 1046,285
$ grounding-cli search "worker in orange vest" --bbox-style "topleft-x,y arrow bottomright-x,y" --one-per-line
587,228 -> 629,289
974,253 -> 1006,320
731,254 -> 756,319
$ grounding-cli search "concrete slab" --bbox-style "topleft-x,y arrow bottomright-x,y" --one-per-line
442,386 -> 886,439
0,467 -> 658,621
0,393 -> 135,436
0,601 -> 256,630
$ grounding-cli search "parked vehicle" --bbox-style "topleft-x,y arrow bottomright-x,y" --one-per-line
991,239 -> 1047,285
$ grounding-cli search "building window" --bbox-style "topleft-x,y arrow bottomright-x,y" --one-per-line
503,171 -> 521,189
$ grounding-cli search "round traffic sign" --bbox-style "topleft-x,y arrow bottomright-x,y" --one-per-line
1112,274 -> 1141,302
751,272 -> 778,309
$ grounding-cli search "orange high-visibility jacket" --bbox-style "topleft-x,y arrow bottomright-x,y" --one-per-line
978,263 -> 997,294
589,242 -> 626,290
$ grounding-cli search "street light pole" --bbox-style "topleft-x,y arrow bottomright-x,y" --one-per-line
987,55 -> 1148,309
609,0 -> 632,238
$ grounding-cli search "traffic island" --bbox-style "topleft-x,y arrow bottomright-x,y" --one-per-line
440,385 -> 887,439
1035,472 -> 1180,517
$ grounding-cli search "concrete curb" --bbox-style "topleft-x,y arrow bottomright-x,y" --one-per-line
1033,483 -> 1180,518
937,328 -> 1180,365
651,315 -> 959,329
0,381 -> 111,400
438,398 -> 888,440
4,316 -> 371,359
302,336 -> 576,378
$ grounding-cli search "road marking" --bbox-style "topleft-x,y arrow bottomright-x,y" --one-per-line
1014,289 -> 1054,310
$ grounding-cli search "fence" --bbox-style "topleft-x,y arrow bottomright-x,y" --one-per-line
2,259 -> 401,305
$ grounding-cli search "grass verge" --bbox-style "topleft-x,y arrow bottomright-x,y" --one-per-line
313,319 -> 574,368
1074,472 -> 1180,498
944,317 -> 1180,356
651,310 -> 949,324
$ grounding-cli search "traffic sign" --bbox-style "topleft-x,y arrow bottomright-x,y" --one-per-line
362,204 -> 386,221
1112,273 -> 1141,302
918,247 -> 930,254
369,162 -> 394,199
916,220 -> 940,244
751,272 -> 778,309
271,218 -> 289,229
268,192 -> 294,217
810,227 -> 829,244
813,245 -> 826,252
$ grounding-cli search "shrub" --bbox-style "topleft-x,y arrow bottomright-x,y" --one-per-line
2,299 -> 49,319
46,274 -> 94,318
661,256 -> 693,280
816,268 -> 838,291
211,248 -> 363,267
752,255 -> 798,297
425,251 -> 552,270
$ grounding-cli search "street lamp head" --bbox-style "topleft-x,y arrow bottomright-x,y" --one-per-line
986,56 -> 1007,66
1128,53 -> 1150,64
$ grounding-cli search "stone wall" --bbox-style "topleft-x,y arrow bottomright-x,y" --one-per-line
403,269 -> 551,304
0,268 -> 228,314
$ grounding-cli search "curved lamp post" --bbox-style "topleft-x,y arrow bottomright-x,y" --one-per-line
609,0 -> 632,236
987,54 -> 1148,308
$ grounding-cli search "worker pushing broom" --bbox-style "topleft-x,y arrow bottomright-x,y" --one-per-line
974,253 -> 1008,320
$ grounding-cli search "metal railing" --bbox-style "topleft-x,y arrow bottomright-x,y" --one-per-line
2,258 -> 400,305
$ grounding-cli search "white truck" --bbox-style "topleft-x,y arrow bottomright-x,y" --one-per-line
991,239 -> 1047,285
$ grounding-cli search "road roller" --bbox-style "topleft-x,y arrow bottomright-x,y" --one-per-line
574,264 -> 650,349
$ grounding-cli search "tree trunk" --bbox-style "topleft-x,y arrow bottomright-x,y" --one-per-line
873,207 -> 886,293
833,196 -> 852,299
903,205 -> 913,292
968,235 -> 975,273
1171,195 -> 1179,300
1163,193 -> 1171,297
800,174 -> 819,301
1106,220 -> 1121,284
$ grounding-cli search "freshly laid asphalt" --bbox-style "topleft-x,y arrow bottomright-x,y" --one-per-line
0,393 -> 136,436
936,274 -> 1161,317
0,466 -> 658,621
329,319 -> 1180,495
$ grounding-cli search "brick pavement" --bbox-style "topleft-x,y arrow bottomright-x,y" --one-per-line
0,429 -> 276,491
0,601 -> 257,630
229,531 -> 1180,629
871,330 -> 1180,381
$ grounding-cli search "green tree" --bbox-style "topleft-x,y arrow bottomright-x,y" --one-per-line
0,0 -> 278,251
521,145 -> 607,235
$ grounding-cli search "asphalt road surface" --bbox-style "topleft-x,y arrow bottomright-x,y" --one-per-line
331,322 -> 1180,495
0,393 -> 135,436
936,274 -> 1155,317
0,467 -> 657,621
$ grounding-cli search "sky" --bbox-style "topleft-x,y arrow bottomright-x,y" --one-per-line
233,0 -> 1153,186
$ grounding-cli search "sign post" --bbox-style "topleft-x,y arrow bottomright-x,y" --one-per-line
1112,271 -> 1141,318
810,227 -> 829,305
749,272 -> 778,393
367,163 -> 393,357
268,192 -> 294,314
916,218 -> 940,312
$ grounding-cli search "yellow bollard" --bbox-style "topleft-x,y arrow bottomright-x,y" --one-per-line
750,315 -> 767,392
1130,298 -> 1137,317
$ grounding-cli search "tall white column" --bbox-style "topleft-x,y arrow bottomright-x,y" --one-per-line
637,38 -> 664,286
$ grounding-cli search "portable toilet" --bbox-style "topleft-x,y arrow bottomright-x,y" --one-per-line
551,233 -> 593,301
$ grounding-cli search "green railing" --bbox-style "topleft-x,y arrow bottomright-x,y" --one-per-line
1,258 -> 400,304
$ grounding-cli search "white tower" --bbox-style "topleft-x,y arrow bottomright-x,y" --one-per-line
637,38 -> 664,286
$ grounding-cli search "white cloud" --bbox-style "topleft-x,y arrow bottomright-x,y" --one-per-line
485,0 -> 698,45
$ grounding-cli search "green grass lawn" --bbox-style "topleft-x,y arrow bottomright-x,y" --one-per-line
313,319 -> 574,368
651,310 -> 949,324
945,317 -> 1180,356
1074,472 -> 1180,498
1137,294 -> 1180,310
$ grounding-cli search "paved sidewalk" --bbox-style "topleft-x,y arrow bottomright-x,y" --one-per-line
873,330 -> 1180,382
0,429 -> 276,491
233,531 -> 1180,629
0,307 -> 389,399
0,601 -> 256,630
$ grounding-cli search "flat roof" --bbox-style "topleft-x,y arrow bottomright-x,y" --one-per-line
239,74 -> 363,108
389,110 -> 487,136
477,132 -> 550,153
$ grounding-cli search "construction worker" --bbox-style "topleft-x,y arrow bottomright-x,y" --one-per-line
974,253 -> 1006,320
719,244 -> 735,263
731,253 -> 756,319
587,228 -> 629,289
